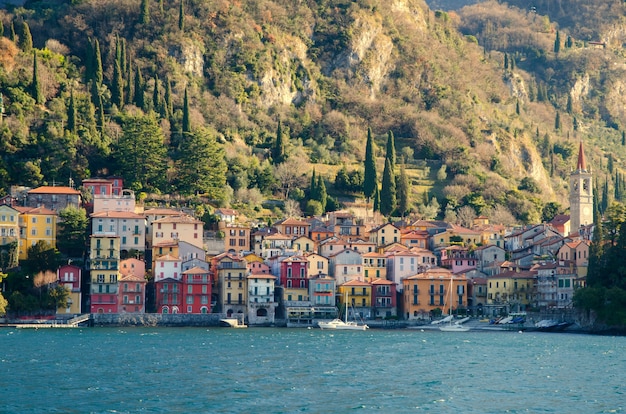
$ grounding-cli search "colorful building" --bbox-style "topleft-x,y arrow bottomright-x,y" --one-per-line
402,268 -> 467,320
371,278 -> 397,318
56,264 -> 82,315
15,206 -> 57,260
118,258 -> 146,314
89,234 -> 120,314
181,267 -> 212,314
339,279 -> 372,320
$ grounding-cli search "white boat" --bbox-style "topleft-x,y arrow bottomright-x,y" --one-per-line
318,292 -> 369,331
439,277 -> 470,332
431,315 -> 453,325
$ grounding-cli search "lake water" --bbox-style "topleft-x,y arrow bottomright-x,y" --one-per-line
1,327 -> 624,413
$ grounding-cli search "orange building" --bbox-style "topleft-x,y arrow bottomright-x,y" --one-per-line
402,268 -> 467,320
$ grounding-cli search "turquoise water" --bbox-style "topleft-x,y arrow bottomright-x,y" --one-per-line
1,327 -> 625,413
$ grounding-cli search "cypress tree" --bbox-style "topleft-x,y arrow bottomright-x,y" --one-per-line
96,92 -> 105,134
510,55 -> 515,70
159,0 -> 164,14
515,99 -> 520,115
134,66 -> 145,109
566,94 -> 573,114
566,35 -> 573,48
317,176 -> 327,212
152,75 -> 161,114
90,79 -> 100,107
94,39 -> 103,86
272,119 -> 286,164
554,111 -> 561,131
125,62 -> 133,105
0,20 -> 4,37
504,53 -> 508,70
622,131 -> 625,146
380,158 -> 397,216
67,89 -> 77,134
397,162 -> 410,218
18,21 -> 33,52
363,127 -> 377,200
9,21 -> 15,42
373,185 -> 380,213
141,0 -> 150,25
386,130 -> 396,173
179,0 -> 185,31
310,169 -> 317,200
182,87 -> 191,136
164,76 -> 173,119
554,30 -> 561,53
112,59 -> 124,108
31,51 -> 44,105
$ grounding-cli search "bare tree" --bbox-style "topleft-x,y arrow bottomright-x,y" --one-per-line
283,199 -> 302,218
456,206 -> 477,228
274,158 -> 304,199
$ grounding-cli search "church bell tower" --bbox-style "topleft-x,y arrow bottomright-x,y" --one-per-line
569,141 -> 593,231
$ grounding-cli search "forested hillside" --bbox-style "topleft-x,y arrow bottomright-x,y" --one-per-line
1,0 -> 624,223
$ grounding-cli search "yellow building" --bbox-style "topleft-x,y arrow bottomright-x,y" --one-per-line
362,251 -> 387,282
214,253 -> 248,316
283,286 -> 309,302
0,204 -> 19,267
15,206 -> 57,260
152,214 -> 204,250
339,279 -> 372,319
89,233 -> 121,313
485,270 -> 536,314
402,268 -> 467,320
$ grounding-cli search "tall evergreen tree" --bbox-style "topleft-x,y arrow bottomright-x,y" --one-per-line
373,185 -> 380,212
124,62 -> 133,105
272,119 -> 286,164
114,112 -> 168,192
380,158 -> 397,216
602,177 -> 609,214
503,53 -> 508,70
317,175 -> 327,212
175,128 -> 227,201
554,111 -> 561,130
18,21 -> 33,52
622,131 -> 625,146
96,92 -> 105,134
159,0 -> 164,14
566,35 -> 573,48
309,169 -> 317,200
164,76 -> 173,119
363,127 -> 377,200
134,66 -> 145,109
397,162 -> 410,217
179,0 -> 185,31
554,30 -> 561,53
566,94 -> 573,113
111,59 -> 124,108
386,130 -> 396,173
152,75 -> 161,114
0,20 -> 4,37
141,0 -> 150,24
9,21 -> 15,42
515,99 -> 520,115
182,87 -> 191,136
31,51 -> 44,105
93,39 -> 103,86
67,89 -> 77,134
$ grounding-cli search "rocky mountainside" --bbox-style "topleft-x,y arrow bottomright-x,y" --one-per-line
1,0 -> 624,223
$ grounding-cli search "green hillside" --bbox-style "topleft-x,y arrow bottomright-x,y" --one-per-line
1,0 -> 623,223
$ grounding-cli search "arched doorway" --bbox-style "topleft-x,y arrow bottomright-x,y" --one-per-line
256,308 -> 268,317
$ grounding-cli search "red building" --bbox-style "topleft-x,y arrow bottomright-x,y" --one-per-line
181,267 -> 212,314
155,278 -> 183,314
280,255 -> 309,289
371,278 -> 398,318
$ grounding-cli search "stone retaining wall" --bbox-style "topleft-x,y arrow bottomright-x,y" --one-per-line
93,313 -> 226,327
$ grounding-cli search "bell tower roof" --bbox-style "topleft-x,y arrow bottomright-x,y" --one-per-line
576,141 -> 587,172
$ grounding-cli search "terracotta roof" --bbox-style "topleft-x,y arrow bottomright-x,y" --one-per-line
90,211 -> 145,219
370,278 -> 394,285
340,279 -> 371,286
28,186 -> 81,195
152,239 -> 179,247
14,206 -> 57,215
155,254 -> 180,261
182,266 -> 210,274
247,274 -> 276,280
153,215 -> 202,224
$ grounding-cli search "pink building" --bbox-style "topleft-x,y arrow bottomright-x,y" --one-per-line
118,258 -> 146,313
440,245 -> 478,274
56,264 -> 82,314
371,278 -> 397,318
